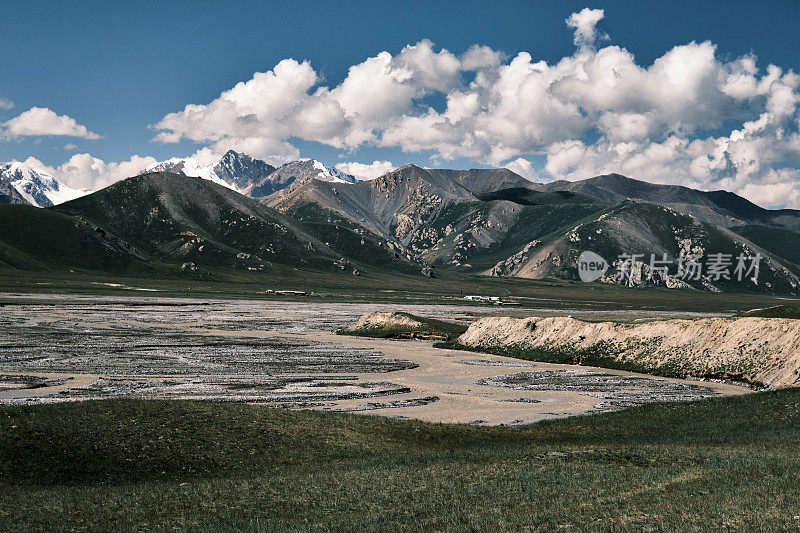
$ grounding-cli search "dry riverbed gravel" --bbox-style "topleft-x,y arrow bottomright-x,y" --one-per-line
0,294 -> 747,425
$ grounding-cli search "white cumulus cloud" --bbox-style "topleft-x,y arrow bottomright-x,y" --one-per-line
2,107 -> 100,139
30,154 -> 157,191
335,160 -> 395,180
503,158 -> 537,180
565,8 -> 606,48
0,98 -> 14,110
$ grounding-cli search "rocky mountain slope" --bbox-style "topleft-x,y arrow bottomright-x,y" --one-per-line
0,161 -> 86,207
249,159 -> 356,199
212,150 -> 276,191
144,150 -> 276,193
267,164 -> 800,294
483,201 -> 799,293
0,179 -> 29,205
267,164 -> 577,266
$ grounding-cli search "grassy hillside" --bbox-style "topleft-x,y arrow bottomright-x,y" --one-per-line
53,172 -> 334,270
737,305 -> 800,319
0,173 -> 418,278
733,224 -> 800,271
2,393 -> 800,530
0,204 -> 149,273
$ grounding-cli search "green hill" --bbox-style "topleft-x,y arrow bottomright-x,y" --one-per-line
0,172 -> 416,277
0,204 -> 150,273
736,305 -> 800,319
732,224 -> 800,270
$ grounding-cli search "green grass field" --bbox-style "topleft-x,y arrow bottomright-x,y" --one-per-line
2,392 -> 800,531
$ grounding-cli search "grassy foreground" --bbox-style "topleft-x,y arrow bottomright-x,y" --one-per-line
2,393 -> 800,531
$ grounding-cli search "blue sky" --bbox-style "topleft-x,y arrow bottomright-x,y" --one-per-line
2,0 -> 800,206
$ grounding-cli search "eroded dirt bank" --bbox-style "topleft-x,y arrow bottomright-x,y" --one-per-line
456,316 -> 800,388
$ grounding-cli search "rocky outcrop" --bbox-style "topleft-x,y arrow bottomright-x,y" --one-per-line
344,312 -> 424,332
342,312 -> 466,340
489,240 -> 540,277
455,316 -> 800,389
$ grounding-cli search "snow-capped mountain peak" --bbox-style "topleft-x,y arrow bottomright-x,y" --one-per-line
2,150 -> 355,207
0,161 -> 86,207
143,151 -> 277,193
305,158 -> 357,184
143,156 -> 237,190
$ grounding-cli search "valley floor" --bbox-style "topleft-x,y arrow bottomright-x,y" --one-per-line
0,293 -> 745,424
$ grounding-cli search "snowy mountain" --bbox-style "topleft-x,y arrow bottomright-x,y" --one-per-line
143,157 -> 233,190
304,159 -> 358,184
0,162 -> 86,207
143,152 -> 356,198
212,150 -> 275,191
249,159 -> 356,198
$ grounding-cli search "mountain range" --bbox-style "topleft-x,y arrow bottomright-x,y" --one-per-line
0,150 -> 357,209
1,150 -> 799,295
143,151 -> 357,197
267,163 -> 800,293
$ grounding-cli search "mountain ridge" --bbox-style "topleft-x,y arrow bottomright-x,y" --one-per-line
1,168 -> 798,294
541,173 -> 800,230
5,149 -> 799,230
144,152 -> 357,197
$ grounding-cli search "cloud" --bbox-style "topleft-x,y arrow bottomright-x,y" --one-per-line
738,174 -> 800,209
63,143 -> 77,150
0,98 -> 13,110
151,37 -> 501,158
565,8 -> 606,48
2,107 -> 100,139
502,158 -> 537,180
150,7 -> 800,208
460,45 -> 505,71
30,153 -> 157,190
335,160 -> 395,180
